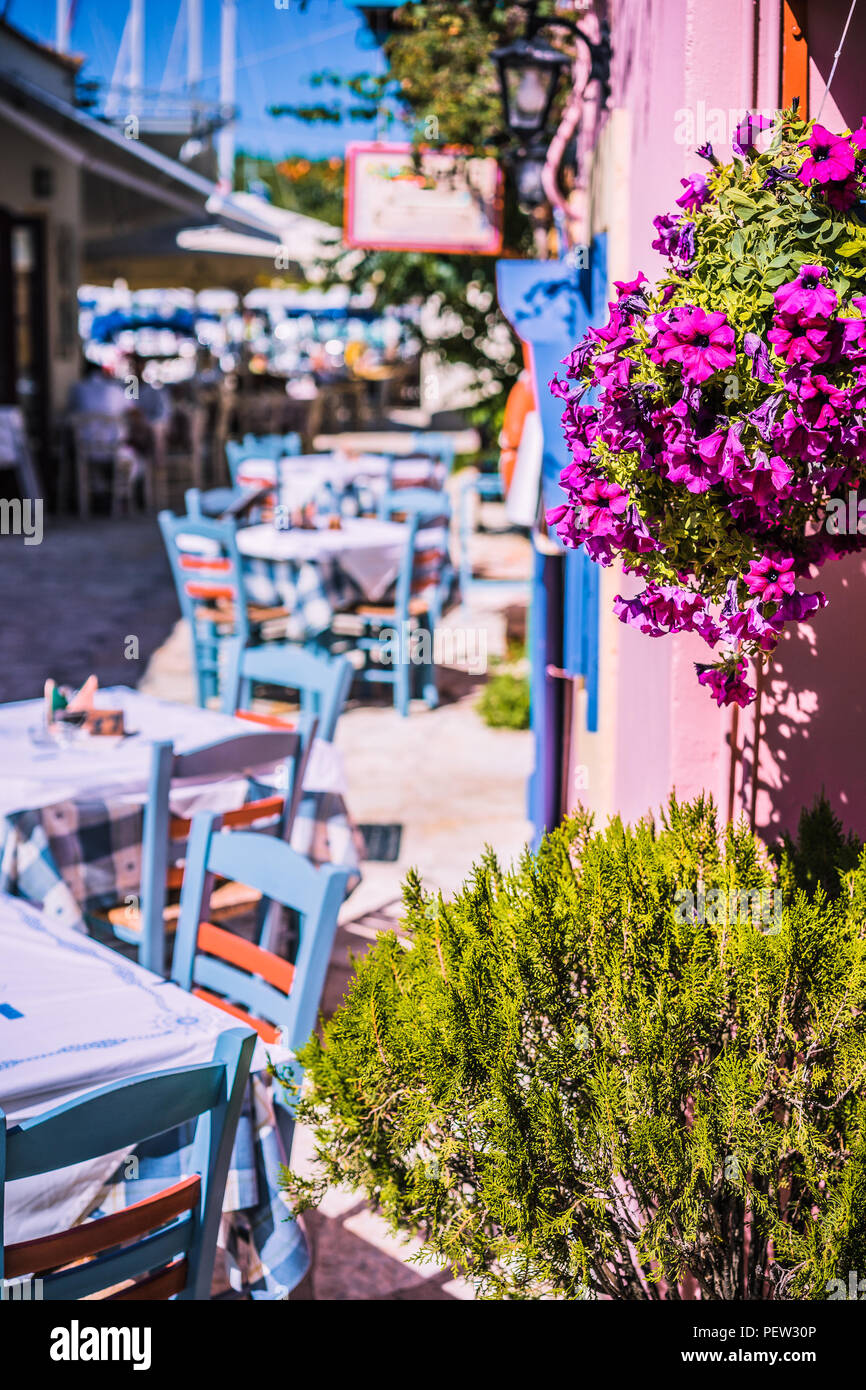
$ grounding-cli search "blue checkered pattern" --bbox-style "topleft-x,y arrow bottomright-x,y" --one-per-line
0,788 -> 360,932
241,552 -> 369,641
93,1074 -> 308,1298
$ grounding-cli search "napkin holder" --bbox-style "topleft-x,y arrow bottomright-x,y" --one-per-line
45,677 -> 125,737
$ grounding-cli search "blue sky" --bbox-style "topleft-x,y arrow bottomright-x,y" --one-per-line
9,0 -> 393,156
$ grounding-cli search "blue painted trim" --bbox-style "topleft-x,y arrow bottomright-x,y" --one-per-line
527,547 -> 563,845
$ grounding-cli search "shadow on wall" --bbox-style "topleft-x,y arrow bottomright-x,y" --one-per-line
744,551 -> 866,839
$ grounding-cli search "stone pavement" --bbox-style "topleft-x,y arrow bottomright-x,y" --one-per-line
0,516 -> 178,703
0,504 -> 533,1299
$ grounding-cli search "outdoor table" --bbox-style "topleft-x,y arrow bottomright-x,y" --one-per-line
0,686 -> 360,931
0,892 -> 306,1296
236,516 -> 410,641
236,452 -> 390,515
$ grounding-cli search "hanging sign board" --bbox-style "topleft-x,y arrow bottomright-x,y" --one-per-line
344,142 -> 503,255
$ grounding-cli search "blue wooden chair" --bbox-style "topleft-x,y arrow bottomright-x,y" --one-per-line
95,727 -> 313,975
180,480 -> 239,519
347,488 -> 452,715
0,1028 -> 255,1301
159,509 -> 289,706
385,454 -> 448,492
172,813 -> 350,1097
242,432 -> 302,460
410,430 -> 457,471
225,434 -> 301,484
222,639 -> 353,743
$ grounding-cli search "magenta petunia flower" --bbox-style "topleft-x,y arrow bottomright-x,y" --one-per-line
767,313 -> 835,366
723,603 -> 783,654
651,214 -> 680,258
743,554 -> 797,604
824,177 -> 860,210
675,174 -> 710,212
732,112 -> 773,159
649,306 -> 736,383
799,125 -> 856,184
850,119 -> 866,150
774,265 -> 837,321
695,658 -> 756,708
578,479 -> 630,537
732,452 -> 794,509
613,273 -> 648,297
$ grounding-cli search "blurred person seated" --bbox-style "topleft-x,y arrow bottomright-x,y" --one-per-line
67,357 -> 127,418
127,353 -> 172,427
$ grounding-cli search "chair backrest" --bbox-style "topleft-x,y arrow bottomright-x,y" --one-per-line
380,490 -> 452,614
410,431 -> 457,469
243,432 -> 301,458
138,726 -> 313,975
222,639 -> 353,742
172,814 -> 350,1089
386,454 -> 448,492
225,438 -> 269,483
158,509 -> 251,705
0,1028 -> 254,1301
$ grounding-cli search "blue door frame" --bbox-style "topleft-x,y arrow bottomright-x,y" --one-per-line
497,237 -> 608,842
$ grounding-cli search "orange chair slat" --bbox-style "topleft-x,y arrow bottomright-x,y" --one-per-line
107,1259 -> 189,1301
191,987 -> 281,1044
168,794 -> 284,845
221,795 -> 285,828
184,582 -> 236,602
5,1177 -> 201,1280
233,709 -> 296,730
197,920 -> 296,994
178,555 -> 232,573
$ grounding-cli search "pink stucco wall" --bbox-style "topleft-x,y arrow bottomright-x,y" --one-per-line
570,0 -> 866,838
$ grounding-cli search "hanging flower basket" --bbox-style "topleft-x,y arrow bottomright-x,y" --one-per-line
549,111 -> 866,707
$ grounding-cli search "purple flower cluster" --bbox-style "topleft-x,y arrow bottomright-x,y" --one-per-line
548,118 -> 866,708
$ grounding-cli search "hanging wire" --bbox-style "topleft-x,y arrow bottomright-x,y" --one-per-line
815,0 -> 859,122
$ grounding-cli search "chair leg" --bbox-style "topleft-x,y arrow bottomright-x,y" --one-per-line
420,620 -> 439,709
395,626 -> 410,717
76,454 -> 90,519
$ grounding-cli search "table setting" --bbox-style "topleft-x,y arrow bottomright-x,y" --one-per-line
235,515 -> 412,642
0,892 -> 307,1296
0,684 -> 360,932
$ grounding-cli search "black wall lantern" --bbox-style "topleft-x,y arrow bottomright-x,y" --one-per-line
492,32 -> 568,139
493,3 -> 612,143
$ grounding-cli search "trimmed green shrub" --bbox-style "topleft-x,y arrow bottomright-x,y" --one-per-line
283,795 -> 866,1299
476,671 -> 530,730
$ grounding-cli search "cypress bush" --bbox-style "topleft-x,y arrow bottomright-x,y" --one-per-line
283,795 -> 866,1299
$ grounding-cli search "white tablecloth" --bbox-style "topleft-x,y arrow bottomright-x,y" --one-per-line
0,686 -> 347,819
0,893 -> 285,1243
0,687 -> 356,930
236,452 -> 390,501
236,517 -> 408,603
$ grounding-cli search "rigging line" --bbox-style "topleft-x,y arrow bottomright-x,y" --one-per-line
190,18 -> 359,84
90,16 -> 359,100
815,0 -> 859,122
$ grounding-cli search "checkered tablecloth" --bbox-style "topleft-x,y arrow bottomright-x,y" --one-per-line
0,787 -> 360,933
241,551 -> 367,641
0,688 -> 361,931
0,895 -> 309,1298
92,1072 -> 306,1299
237,518 -> 408,642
